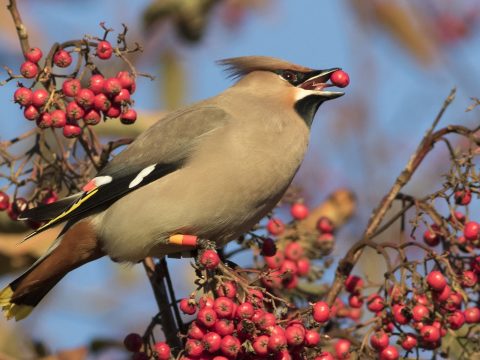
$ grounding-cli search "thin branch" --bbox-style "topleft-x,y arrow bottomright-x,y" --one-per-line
325,88 -> 457,305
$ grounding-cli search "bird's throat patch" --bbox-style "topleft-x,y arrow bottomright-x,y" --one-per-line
294,95 -> 324,127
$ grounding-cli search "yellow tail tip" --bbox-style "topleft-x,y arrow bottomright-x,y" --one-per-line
0,286 -> 33,321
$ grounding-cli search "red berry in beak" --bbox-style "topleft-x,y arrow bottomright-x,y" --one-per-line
330,70 -> 350,88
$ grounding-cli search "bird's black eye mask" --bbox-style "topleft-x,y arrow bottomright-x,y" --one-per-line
274,69 -> 323,87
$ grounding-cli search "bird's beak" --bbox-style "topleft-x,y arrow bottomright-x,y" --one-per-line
298,68 -> 345,100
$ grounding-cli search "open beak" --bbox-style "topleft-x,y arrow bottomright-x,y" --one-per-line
298,68 -> 345,100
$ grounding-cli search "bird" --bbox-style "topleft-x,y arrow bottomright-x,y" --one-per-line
0,56 -> 345,320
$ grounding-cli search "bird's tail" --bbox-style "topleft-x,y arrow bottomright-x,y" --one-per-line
0,220 -> 104,321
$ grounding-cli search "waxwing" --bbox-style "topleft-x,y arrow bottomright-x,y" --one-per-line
0,56 -> 345,320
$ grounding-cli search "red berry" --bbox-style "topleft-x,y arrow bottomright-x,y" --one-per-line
179,298 -> 197,315
290,203 -> 309,220
203,331 -> 221,353
267,218 -> 285,235
412,304 -> 430,322
345,275 -> 363,293
103,77 -> 122,96
304,329 -> 320,347
280,259 -> 298,276
464,307 -> 480,323
427,271 -> 447,291
24,105 -> 39,120
220,335 -> 240,358
216,281 -> 237,298
413,293 -> 429,306
93,93 -> 111,112
449,210 -> 466,225
393,304 -> 410,325
51,110 -> 67,128
433,284 -> 451,302
75,88 -> 95,108
464,221 -> 480,241
367,293 -> 385,312
330,70 -> 350,88
296,257 -> 310,276
187,321 -> 206,340
96,40 -> 113,60
462,270 -> 478,287
32,89 -> 49,108
120,108 -> 137,125
24,47 -> 43,63
370,331 -> 389,351
275,349 -> 291,360
265,251 -> 284,269
8,197 -> 27,221
185,339 -> 204,357
235,302 -> 254,319
63,123 -> 81,138
36,112 -> 52,128
315,352 -> 335,360
379,345 -> 399,360
285,325 -> 304,346
312,301 -> 330,323
14,87 -> 33,106
62,79 -> 81,97
261,237 -> 277,256
214,297 -> 234,318
401,333 -> 417,351
123,333 -> 143,352
199,295 -> 214,309
334,339 -> 351,360
88,74 -> 105,94
423,226 -> 441,246
444,292 -> 463,311
268,333 -> 287,352
0,192 -> 9,211
117,71 -> 135,90
197,307 -> 217,328
420,325 -> 440,342
66,101 -> 85,121
20,61 -> 38,78
53,49 -> 72,67
154,342 -> 170,360
214,318 -> 234,336
113,88 -> 131,104
348,294 -> 363,308
105,104 -> 121,118
316,216 -> 335,233
253,335 -> 269,356
200,249 -> 220,269
258,312 -> 276,330
448,310 -> 465,330
284,241 -> 304,261
83,109 -> 101,125
455,188 -> 472,205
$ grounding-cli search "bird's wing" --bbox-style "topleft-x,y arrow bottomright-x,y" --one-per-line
21,106 -> 231,240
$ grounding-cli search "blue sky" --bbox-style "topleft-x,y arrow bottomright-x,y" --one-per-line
0,0 -> 479,354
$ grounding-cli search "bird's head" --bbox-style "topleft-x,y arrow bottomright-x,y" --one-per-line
218,56 -> 346,127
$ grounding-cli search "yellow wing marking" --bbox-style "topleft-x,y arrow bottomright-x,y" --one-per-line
30,188 -> 100,235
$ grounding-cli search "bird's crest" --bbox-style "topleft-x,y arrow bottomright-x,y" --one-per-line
218,56 -> 312,79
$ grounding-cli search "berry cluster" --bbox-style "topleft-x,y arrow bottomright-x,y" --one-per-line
175,253 -> 332,360
14,42 -> 138,138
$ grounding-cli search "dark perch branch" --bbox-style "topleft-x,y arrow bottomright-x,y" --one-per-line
142,257 -> 182,350
7,0 -> 30,55
325,88 -> 457,305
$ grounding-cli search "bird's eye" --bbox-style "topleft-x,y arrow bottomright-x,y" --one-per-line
282,71 -> 298,83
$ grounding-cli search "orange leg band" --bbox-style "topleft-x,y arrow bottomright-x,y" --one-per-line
168,234 -> 198,247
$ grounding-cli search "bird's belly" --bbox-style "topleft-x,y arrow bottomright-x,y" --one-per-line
99,133 -> 307,262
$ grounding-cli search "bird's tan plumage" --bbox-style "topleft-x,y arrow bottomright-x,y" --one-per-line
1,56 -> 344,320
